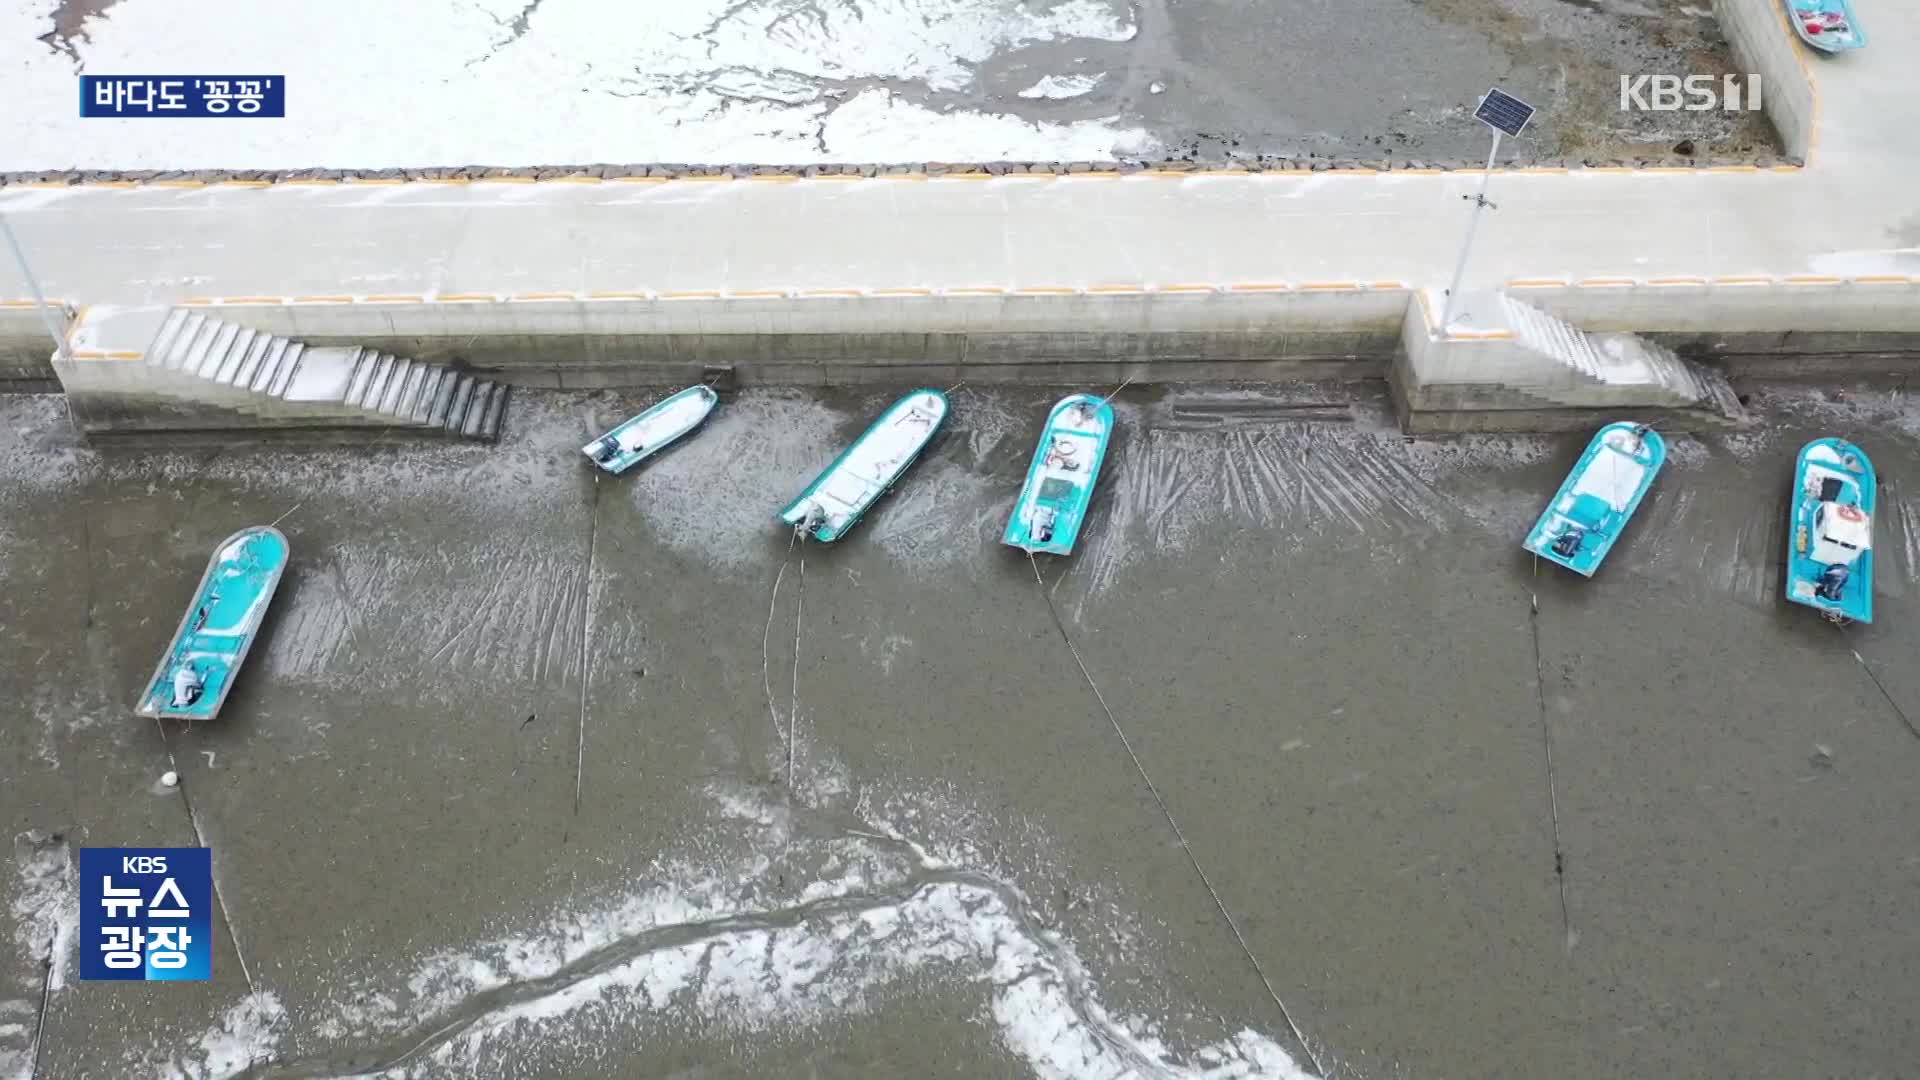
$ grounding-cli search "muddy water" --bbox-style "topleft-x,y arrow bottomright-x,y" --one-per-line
3,382 -> 1917,1078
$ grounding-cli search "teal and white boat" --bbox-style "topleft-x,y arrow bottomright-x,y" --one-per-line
582,385 -> 719,475
1003,393 -> 1115,556
1786,0 -> 1866,52
1786,437 -> 1875,623
778,389 -> 948,542
137,527 -> 290,721
1522,421 -> 1665,577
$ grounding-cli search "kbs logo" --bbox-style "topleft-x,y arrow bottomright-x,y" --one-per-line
79,848 -> 212,981
1619,74 -> 1763,112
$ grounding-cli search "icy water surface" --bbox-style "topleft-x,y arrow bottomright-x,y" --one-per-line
4,383 -> 1918,1078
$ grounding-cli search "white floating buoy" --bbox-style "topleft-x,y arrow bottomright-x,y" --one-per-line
1149,81 -> 1167,95
161,771 -> 179,788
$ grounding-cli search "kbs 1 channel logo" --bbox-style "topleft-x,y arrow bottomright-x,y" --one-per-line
80,75 -> 284,118
80,848 -> 213,981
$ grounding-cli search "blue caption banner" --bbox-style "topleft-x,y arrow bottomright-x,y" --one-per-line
80,76 -> 284,118
79,848 -> 213,981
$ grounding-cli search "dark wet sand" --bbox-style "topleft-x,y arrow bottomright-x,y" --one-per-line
3,382 -> 1917,1078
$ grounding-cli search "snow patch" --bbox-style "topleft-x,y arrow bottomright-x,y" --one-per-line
2,0 -> 1152,169
1017,73 -> 1108,99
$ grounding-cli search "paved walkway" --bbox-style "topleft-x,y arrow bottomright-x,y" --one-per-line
0,6 -> 1914,310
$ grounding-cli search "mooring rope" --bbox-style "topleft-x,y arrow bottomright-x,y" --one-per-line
1096,375 -> 1135,408
1527,566 -> 1574,951
1025,551 -> 1324,1078
1851,646 -> 1920,741
789,542 -> 806,790
762,527 -> 800,762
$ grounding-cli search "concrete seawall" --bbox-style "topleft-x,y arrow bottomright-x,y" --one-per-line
68,289 -> 1412,389
47,275 -> 1919,434
0,300 -> 71,391
1715,0 -> 1819,164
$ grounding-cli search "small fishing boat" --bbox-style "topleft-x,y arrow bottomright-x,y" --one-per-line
1786,437 -> 1875,623
778,388 -> 948,542
581,385 -> 719,475
1786,0 -> 1866,52
1523,421 -> 1666,577
1003,393 -> 1115,556
136,527 -> 290,720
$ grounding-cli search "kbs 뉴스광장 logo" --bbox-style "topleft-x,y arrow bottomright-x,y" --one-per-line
79,848 -> 213,981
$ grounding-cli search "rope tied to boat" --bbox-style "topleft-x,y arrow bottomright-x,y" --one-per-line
1024,550 -> 1325,1078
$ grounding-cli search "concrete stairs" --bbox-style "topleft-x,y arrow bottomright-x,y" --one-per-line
1393,291 -> 1747,433
1495,293 -> 1712,409
141,309 -> 507,440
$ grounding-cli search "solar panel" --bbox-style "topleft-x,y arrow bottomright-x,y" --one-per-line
1473,87 -> 1535,138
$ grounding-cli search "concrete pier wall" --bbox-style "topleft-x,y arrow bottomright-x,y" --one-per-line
0,301 -> 70,391
50,275 -> 1920,436
82,290 -> 1411,388
1714,0 -> 1819,163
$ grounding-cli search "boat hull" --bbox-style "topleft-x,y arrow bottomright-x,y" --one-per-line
778,389 -> 948,542
1003,393 -> 1115,556
1785,0 -> 1866,51
136,526 -> 290,720
1786,437 -> 1875,623
1523,422 -> 1666,577
582,385 -> 719,475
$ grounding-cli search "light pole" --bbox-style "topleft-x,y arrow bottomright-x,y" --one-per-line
1440,87 -> 1535,329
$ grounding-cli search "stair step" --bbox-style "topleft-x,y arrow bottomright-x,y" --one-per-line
194,322 -> 241,378
411,367 -> 445,424
445,375 -> 478,432
460,382 -> 492,438
354,352 -> 394,408
267,343 -> 306,398
210,327 -> 257,384
249,339 -> 287,393
222,333 -> 268,386
377,358 -> 414,415
476,382 -> 508,441
231,334 -> 273,388
391,361 -> 428,420
340,348 -> 377,406
145,308 -> 193,367
431,373 -> 467,427
170,315 -> 220,372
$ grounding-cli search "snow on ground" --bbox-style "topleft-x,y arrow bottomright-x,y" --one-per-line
2,0 -> 1154,171
282,780 -> 1315,1080
2,832 -> 72,1080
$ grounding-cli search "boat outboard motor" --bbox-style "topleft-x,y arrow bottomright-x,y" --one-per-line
1817,563 -> 1850,601
592,436 -> 621,463
171,665 -> 204,708
1552,529 -> 1584,559
801,503 -> 828,538
1033,507 -> 1056,543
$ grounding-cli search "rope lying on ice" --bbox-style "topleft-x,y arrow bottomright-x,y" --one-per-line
762,528 -> 798,772
1527,561 -> 1575,952
789,541 -> 806,789
1025,550 -> 1325,1078
1850,646 -> 1920,741
762,524 -> 811,788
